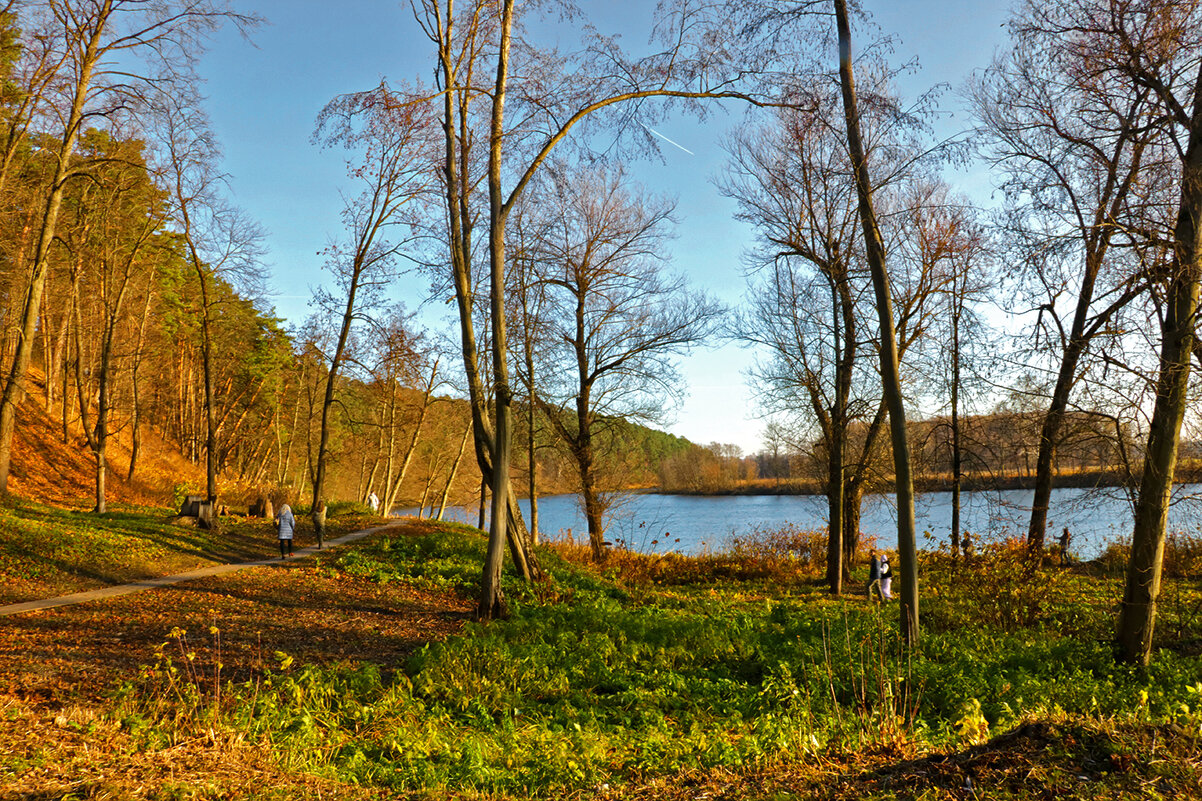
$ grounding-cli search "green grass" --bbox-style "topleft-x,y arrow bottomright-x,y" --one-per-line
0,499 -> 383,603
112,522 -> 1202,798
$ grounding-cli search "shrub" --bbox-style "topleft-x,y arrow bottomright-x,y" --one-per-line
728,523 -> 830,574
921,536 -> 1073,632
1165,529 -> 1202,578
326,500 -> 374,518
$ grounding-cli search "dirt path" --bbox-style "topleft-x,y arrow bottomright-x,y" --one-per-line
0,519 -> 474,799
0,520 -> 473,705
0,521 -> 399,618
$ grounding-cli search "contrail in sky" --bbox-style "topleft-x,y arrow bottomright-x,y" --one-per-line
640,123 -> 694,155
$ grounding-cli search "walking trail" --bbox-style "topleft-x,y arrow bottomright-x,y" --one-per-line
0,521 -> 401,618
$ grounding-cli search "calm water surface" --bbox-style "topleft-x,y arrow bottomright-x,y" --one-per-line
404,484 -> 1202,558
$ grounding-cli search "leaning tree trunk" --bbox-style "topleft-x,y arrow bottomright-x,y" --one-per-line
1116,62 -> 1202,667
0,16 -> 105,494
835,0 -> 919,644
434,1 -> 538,615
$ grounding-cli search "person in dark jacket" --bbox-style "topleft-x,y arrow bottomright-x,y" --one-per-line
867,550 -> 883,601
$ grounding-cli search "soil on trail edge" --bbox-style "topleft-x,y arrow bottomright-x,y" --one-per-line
0,521 -> 473,704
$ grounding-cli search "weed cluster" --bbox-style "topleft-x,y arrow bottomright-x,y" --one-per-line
920,536 -> 1078,633
1092,527 -> 1202,579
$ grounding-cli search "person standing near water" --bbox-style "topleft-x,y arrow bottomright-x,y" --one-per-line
276,501 -> 295,559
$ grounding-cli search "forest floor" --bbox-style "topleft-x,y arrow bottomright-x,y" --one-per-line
0,511 -> 1199,799
0,515 -> 473,800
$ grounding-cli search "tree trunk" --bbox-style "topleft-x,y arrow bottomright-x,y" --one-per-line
479,0 -> 518,621
478,476 -> 487,529
950,276 -> 963,557
526,386 -> 540,546
835,0 -> 918,643
826,266 -> 853,594
198,273 -> 218,507
1116,62 -> 1202,667
842,478 -> 864,574
0,12 -> 107,493
432,0 -> 537,614
1025,360 -> 1077,551
127,271 -> 155,481
579,441 -> 606,560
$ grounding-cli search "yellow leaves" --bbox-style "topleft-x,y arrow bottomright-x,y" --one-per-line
955,698 -> 990,745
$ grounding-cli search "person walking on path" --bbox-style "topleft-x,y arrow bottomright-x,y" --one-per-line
867,550 -> 883,601
880,555 -> 894,600
276,502 -> 295,559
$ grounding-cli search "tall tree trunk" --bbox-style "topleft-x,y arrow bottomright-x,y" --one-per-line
826,446 -> 843,592
834,0 -> 918,643
950,270 -> 963,558
94,339 -> 111,514
433,0 -> 537,606
1116,63 -> 1202,667
826,266 -> 854,594
525,367 -> 540,546
197,273 -> 218,506
479,0 -> 518,621
0,8 -> 108,493
128,270 -> 155,481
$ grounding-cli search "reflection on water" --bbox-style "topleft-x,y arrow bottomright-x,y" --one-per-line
400,484 -> 1202,558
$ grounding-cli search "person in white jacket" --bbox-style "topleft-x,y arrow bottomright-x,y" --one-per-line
879,555 -> 894,600
276,503 -> 295,559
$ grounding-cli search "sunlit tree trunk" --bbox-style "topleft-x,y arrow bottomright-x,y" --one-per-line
0,5 -> 108,494
1117,62 -> 1202,667
834,0 -> 918,643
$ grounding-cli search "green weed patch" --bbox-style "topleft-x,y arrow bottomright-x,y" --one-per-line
109,522 -> 1202,798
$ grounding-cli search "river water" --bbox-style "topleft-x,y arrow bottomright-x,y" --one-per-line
403,484 -> 1202,558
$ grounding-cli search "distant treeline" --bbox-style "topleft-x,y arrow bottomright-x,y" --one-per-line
657,410 -> 1172,496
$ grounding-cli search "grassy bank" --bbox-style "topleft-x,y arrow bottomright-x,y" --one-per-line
0,499 -> 380,604
8,516 -> 1186,799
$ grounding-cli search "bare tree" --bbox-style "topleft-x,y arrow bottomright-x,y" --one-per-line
306,87 -> 434,543
524,166 -> 722,560
412,0 -> 784,619
896,182 -> 993,557
1109,0 -> 1202,666
60,131 -> 164,512
831,0 -> 919,642
156,90 -> 265,507
970,0 -> 1175,552
0,0 -> 258,495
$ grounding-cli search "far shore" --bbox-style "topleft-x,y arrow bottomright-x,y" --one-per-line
651,466 -> 1202,498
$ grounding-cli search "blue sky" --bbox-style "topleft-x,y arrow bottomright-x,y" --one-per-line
197,1 -> 1012,454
